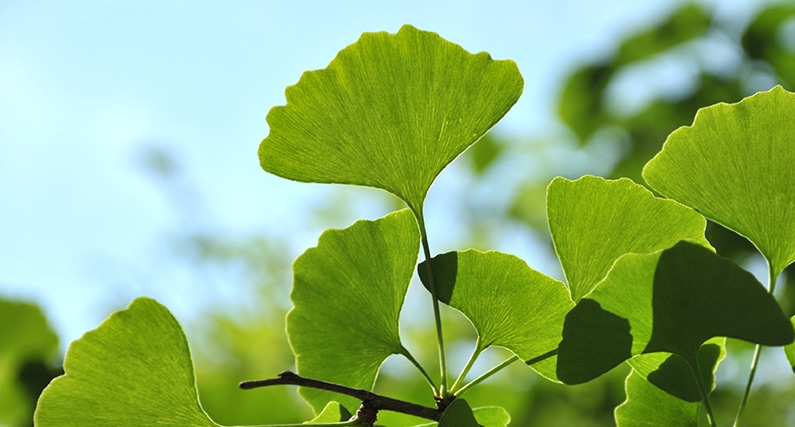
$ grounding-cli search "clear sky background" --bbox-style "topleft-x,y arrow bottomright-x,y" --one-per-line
0,1 -> 759,346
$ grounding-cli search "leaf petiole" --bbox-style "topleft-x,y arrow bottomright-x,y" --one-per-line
449,340 -> 485,394
733,263 -> 779,427
690,356 -> 717,427
455,354 -> 519,397
415,209 -> 450,397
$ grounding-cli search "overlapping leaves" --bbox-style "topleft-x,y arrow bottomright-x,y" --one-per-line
644,86 -> 795,277
419,250 -> 573,381
557,241 -> 793,384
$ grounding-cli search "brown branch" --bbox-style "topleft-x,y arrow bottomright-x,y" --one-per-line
240,371 -> 443,422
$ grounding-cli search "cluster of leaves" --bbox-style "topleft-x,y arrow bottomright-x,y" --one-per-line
33,24 -> 795,427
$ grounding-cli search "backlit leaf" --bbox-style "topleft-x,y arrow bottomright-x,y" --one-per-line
643,86 -> 795,277
614,370 -> 698,427
437,399 -> 480,427
547,175 -> 709,302
259,24 -> 523,214
287,209 -> 420,412
557,241 -> 793,384
34,297 -> 219,426
419,250 -> 573,381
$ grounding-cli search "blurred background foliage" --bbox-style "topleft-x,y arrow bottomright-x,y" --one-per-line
4,2 -> 795,426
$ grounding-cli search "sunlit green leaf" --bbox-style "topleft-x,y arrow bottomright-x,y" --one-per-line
419,250 -> 573,381
786,316 -> 795,374
643,86 -> 795,277
614,370 -> 698,427
259,24 -> 523,214
34,297 -> 219,426
557,241 -> 793,384
287,209 -> 420,412
305,401 -> 352,424
547,175 -> 709,302
0,299 -> 59,426
437,399 -> 480,427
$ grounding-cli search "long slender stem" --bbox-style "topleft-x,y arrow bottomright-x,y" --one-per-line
240,371 -> 442,421
415,211 -> 449,396
690,359 -> 718,427
733,264 -> 778,427
449,340 -> 485,393
455,355 -> 519,397
400,346 -> 438,395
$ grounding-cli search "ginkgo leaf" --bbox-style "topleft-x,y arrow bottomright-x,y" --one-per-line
437,399 -> 480,427
305,401 -> 352,423
786,316 -> 795,374
557,241 -> 793,384
259,24 -> 523,215
547,175 -> 710,302
34,297 -> 220,427
643,86 -> 795,277
413,406 -> 510,427
614,370 -> 698,427
419,250 -> 573,381
287,209 -> 420,413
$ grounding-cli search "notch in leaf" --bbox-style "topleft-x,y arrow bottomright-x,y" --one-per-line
259,24 -> 524,216
557,241 -> 793,384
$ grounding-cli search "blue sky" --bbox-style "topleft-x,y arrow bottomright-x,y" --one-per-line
0,0 -> 757,344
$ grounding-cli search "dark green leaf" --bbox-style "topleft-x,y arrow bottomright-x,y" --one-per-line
557,241 -> 793,384
437,399 -> 480,427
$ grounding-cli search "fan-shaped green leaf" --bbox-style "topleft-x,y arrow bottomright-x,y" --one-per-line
287,209 -> 420,412
305,401 -> 352,423
643,86 -> 795,277
259,24 -> 523,214
557,241 -> 793,384
614,370 -> 698,427
419,250 -> 573,381
34,297 -> 220,426
437,399 -> 480,427
547,175 -> 710,302
413,406 -> 509,427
